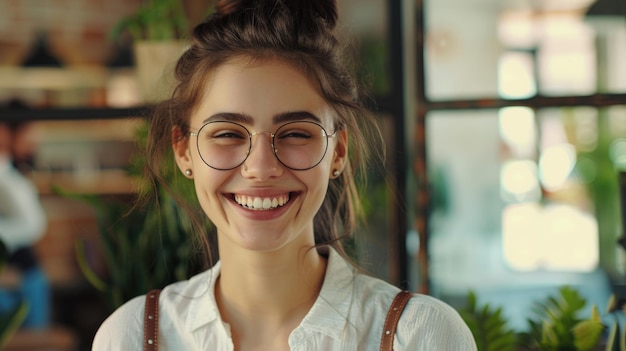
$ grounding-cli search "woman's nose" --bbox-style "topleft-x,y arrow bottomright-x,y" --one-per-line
241,133 -> 283,179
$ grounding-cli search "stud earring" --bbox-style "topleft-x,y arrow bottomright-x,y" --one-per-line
184,169 -> 192,177
332,170 -> 340,178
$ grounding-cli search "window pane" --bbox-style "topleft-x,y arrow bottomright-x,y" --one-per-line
424,0 -> 626,100
424,106 -> 624,329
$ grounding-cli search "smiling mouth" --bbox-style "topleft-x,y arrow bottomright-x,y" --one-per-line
233,193 -> 292,211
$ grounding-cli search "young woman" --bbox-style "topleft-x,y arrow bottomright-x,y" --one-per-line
93,1 -> 477,349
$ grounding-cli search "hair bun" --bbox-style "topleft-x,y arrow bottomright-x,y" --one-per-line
214,0 -> 247,16
306,0 -> 338,29
214,0 -> 338,30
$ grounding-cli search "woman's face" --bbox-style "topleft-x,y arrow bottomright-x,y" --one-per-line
174,58 -> 347,254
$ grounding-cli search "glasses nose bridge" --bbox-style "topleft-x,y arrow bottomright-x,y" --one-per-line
247,129 -> 278,158
248,130 -> 276,148
249,130 -> 274,139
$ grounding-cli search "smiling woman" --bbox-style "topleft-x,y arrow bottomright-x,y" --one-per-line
91,1 -> 477,350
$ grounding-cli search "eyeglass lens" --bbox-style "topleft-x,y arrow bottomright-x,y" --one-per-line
195,121 -> 330,170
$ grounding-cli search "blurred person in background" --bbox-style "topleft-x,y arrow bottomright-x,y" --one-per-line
0,106 -> 50,329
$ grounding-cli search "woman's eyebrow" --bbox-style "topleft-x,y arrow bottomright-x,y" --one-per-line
273,111 -> 322,124
202,112 -> 253,124
203,111 -> 322,125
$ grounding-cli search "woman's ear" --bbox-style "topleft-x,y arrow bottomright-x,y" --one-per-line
172,127 -> 193,175
331,128 -> 348,176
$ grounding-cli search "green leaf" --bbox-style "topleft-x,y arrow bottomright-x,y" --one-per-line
0,300 -> 29,349
75,239 -> 108,292
457,291 -> 518,351
572,317 -> 604,350
621,322 -> 626,351
110,0 -> 197,41
0,240 -> 7,271
522,286 -> 604,350
607,294 -> 618,313
541,320 -> 559,349
605,323 -> 617,351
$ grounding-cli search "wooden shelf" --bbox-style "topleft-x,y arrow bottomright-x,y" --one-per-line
0,106 -> 149,122
32,169 -> 136,195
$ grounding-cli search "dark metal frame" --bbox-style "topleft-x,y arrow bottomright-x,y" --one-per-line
382,0 -> 409,290
0,107 -> 147,122
413,0 -> 626,293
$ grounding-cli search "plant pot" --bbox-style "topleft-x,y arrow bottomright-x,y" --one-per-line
133,41 -> 187,104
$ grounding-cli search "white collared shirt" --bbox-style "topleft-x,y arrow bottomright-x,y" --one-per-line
93,248 -> 477,350
0,157 -> 46,252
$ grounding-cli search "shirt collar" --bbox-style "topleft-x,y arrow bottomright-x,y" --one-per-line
296,246 -> 356,340
184,247 -> 357,340
186,261 -> 222,331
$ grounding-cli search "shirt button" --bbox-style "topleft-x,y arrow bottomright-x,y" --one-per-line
292,330 -> 304,342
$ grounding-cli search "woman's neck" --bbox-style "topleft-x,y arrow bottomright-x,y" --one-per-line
215,245 -> 327,349
217,245 -> 326,314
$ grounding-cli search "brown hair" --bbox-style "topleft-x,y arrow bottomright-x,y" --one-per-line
144,0 -> 383,261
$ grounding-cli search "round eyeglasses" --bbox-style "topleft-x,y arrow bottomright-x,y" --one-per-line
189,120 -> 337,171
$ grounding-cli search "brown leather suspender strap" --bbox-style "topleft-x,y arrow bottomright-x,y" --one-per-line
380,290 -> 413,351
142,288 -> 410,351
144,289 -> 162,351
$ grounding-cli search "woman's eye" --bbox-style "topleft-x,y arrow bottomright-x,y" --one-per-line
212,131 -> 246,139
279,130 -> 312,139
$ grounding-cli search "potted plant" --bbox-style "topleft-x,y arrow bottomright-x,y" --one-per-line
458,286 -> 605,351
111,0 -> 212,103
457,290 -> 518,351
57,122 -> 211,310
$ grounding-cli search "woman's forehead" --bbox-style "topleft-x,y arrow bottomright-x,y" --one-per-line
192,59 -> 335,126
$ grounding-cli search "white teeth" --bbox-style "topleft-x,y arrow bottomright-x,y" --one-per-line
262,198 -> 271,209
234,193 -> 290,210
